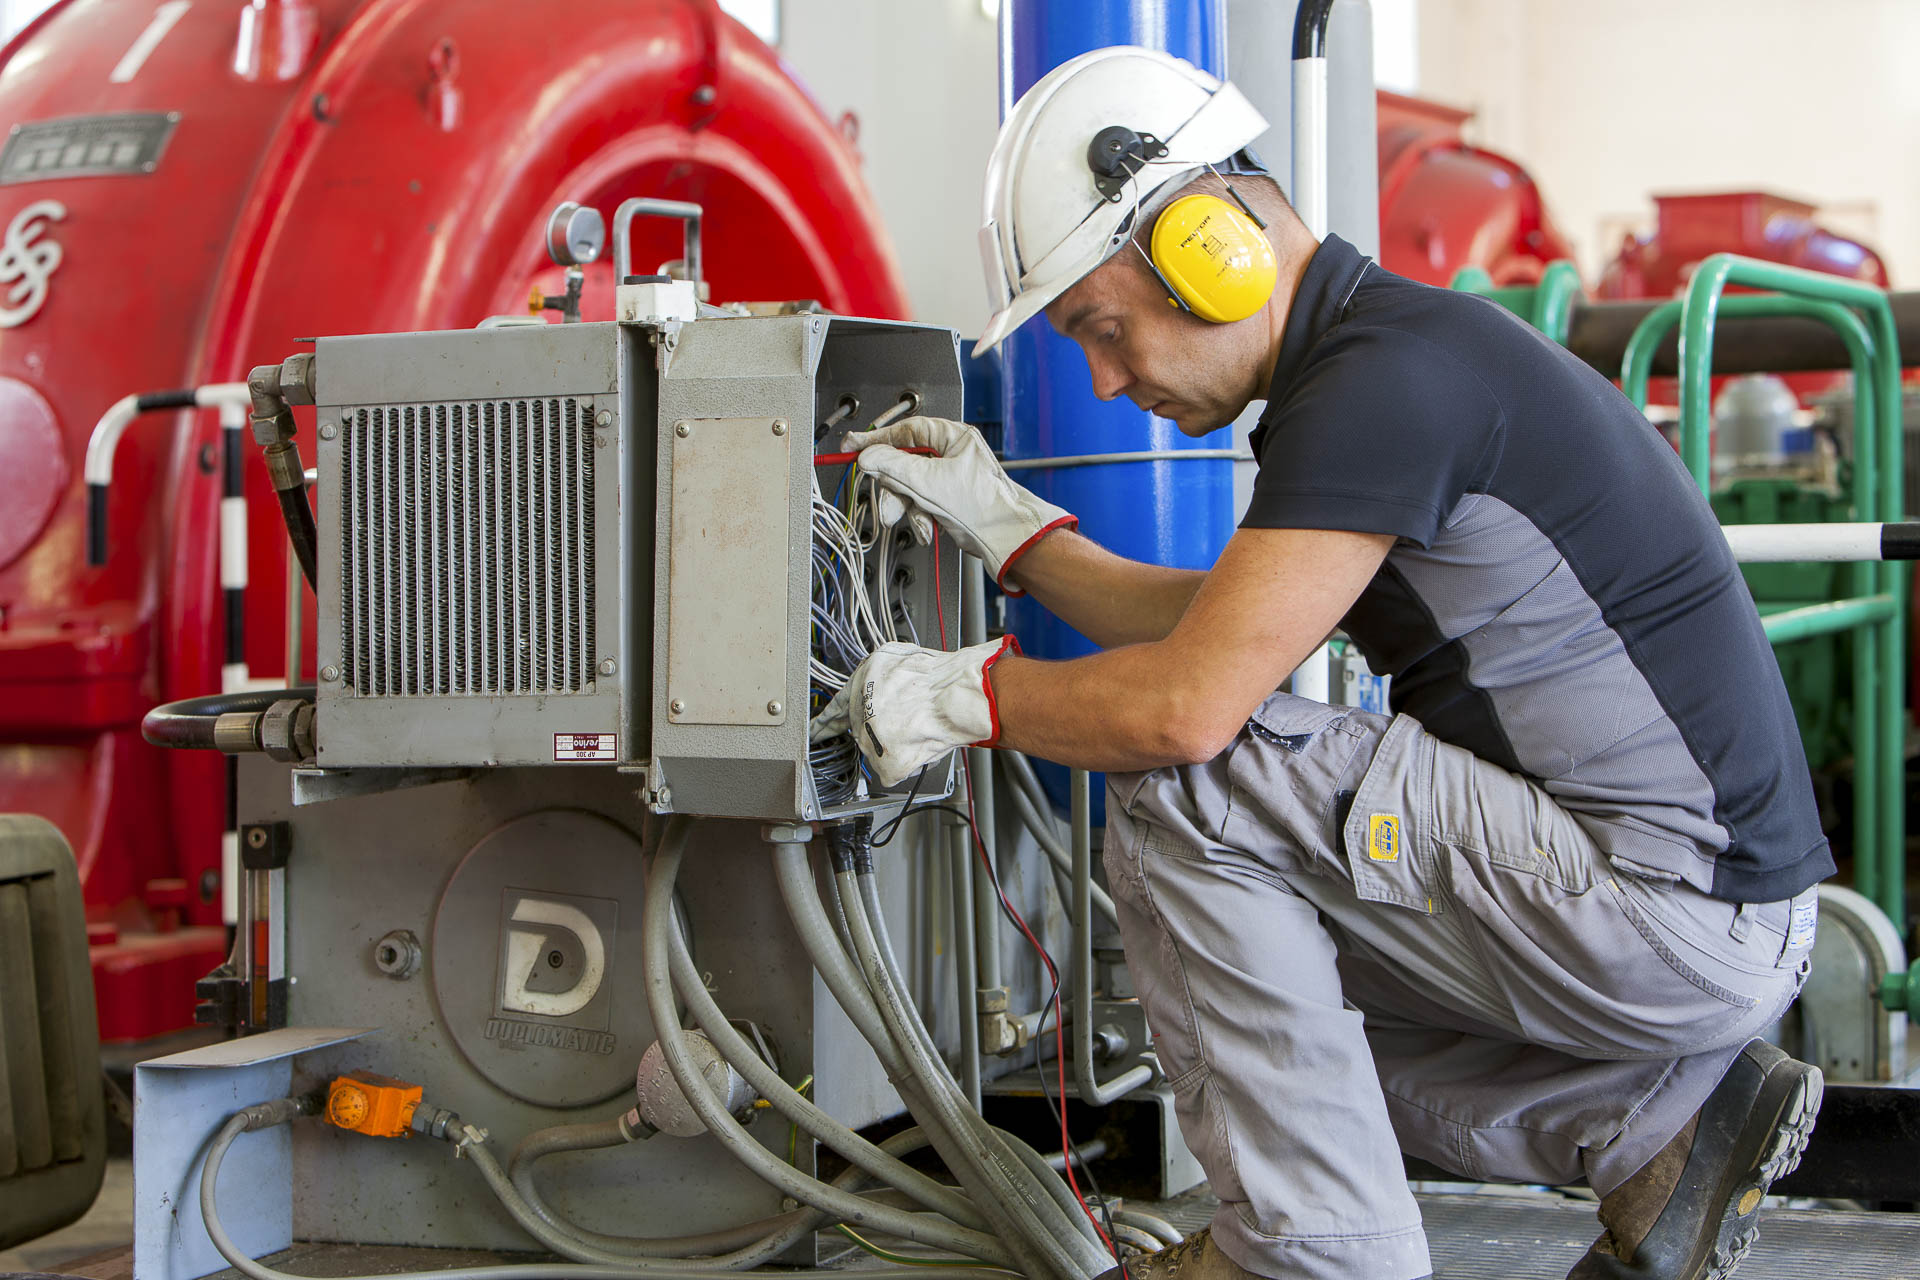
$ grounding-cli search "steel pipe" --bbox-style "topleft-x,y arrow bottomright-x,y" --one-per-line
1565,290 -> 1920,380
1725,522 -> 1920,563
1070,769 -> 1154,1106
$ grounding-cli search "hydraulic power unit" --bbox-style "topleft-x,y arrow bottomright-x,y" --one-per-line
308,314 -> 960,820
133,303 -> 1001,1280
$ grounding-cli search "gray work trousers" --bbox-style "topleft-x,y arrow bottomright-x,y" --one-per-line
1104,694 -> 1816,1280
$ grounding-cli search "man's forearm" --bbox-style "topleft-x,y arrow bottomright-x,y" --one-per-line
1004,529 -> 1206,647
987,647 -> 1241,773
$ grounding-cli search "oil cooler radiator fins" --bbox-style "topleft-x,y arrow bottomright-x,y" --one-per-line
337,398 -> 596,699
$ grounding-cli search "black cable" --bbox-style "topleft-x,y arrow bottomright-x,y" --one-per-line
869,770 -> 929,846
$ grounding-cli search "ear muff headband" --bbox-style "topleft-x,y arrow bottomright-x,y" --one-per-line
1147,193 -> 1277,324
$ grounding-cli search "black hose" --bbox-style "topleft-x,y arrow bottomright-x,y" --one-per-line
86,483 -> 110,566
1292,0 -> 1336,59
277,484 -> 319,591
142,686 -> 316,750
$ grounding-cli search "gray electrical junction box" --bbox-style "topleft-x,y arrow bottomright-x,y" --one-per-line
310,313 -> 961,823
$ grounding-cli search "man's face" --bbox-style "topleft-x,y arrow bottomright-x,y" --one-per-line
1043,249 -> 1267,437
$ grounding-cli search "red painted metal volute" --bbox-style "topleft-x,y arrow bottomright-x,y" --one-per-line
1599,192 -> 1891,408
0,0 -> 906,1042
1598,191 -> 1889,300
1374,89 -> 1576,287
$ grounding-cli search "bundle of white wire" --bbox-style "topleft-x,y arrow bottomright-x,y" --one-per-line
809,470 -> 922,804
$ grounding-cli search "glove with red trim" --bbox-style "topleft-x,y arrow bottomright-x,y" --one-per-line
843,416 -> 1076,594
808,636 -> 1020,788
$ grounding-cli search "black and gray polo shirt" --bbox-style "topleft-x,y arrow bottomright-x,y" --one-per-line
1244,234 -> 1832,904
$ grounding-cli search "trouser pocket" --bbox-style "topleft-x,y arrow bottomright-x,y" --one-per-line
1219,693 -> 1370,882
1338,713 -> 1446,915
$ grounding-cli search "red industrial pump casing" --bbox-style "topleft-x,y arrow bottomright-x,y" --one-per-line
0,0 -> 907,1043
1374,89 -> 1577,288
1597,191 -> 1891,407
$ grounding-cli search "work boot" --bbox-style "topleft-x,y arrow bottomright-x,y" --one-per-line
1093,1227 -> 1261,1280
1568,1038 -> 1823,1280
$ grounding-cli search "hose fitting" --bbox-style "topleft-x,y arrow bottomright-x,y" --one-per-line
239,1093 -> 321,1131
408,1101 -> 463,1143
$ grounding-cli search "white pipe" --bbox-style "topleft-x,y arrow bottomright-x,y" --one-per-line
1290,56 -> 1329,238
1292,642 -> 1331,702
83,382 -> 249,486
1725,522 -> 1885,563
82,394 -> 142,487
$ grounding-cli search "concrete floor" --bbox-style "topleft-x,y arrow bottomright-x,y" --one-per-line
0,1156 -> 133,1275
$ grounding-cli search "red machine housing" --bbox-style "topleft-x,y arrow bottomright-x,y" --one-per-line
1597,191 -> 1890,407
1599,190 -> 1889,301
0,0 -> 906,1043
1374,89 -> 1577,287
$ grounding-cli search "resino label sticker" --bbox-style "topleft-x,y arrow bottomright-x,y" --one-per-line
554,732 -> 615,761
1367,813 -> 1401,863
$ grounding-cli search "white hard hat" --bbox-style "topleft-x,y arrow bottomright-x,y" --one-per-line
975,46 -> 1268,354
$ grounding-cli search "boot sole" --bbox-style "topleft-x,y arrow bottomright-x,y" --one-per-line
1567,1042 -> 1825,1280
1700,1048 -> 1824,1280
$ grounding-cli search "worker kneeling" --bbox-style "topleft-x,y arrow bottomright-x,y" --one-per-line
811,47 -> 1823,1280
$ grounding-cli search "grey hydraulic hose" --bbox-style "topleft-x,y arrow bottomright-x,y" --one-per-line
644,820 -> 1019,1267
505,1120 -> 821,1261
771,833 -> 1031,1239
771,839 -> 908,1071
664,913 -> 992,1230
460,1123 -> 808,1269
1111,1208 -> 1182,1248
837,865 -> 1066,1280
198,1104 -> 1014,1280
773,830 -> 1045,1271
851,865 -> 1102,1253
840,867 -> 1108,1280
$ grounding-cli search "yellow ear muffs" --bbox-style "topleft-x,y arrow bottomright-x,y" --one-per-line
1147,193 -> 1277,324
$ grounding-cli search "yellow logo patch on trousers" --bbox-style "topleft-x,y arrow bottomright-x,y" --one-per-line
1367,814 -> 1401,862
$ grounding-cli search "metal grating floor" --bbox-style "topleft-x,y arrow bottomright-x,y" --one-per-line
53,1192 -> 1920,1279
1134,1187 -> 1920,1279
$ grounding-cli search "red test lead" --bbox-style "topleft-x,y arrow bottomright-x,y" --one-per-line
811,445 -> 940,466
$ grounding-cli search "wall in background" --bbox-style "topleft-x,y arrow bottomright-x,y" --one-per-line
1417,0 -> 1919,285
1,0 -> 58,41
781,0 -> 1001,333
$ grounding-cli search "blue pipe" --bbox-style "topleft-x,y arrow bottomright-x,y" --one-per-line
998,0 -> 1234,815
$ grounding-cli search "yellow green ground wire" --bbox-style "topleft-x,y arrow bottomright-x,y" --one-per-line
771,1075 -> 1001,1270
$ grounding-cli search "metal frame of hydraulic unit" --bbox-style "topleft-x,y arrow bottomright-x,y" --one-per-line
308,313 -> 961,822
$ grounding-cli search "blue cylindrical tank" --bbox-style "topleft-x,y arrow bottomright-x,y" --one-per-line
998,0 -> 1234,810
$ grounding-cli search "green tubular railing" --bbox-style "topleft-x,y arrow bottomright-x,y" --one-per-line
1530,260 -> 1583,347
1448,265 -> 1494,295
1761,596 -> 1899,645
1449,261 -> 1582,345
1620,256 -> 1907,927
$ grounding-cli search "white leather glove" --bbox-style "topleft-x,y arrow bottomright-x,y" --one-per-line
843,416 -> 1076,594
808,636 -> 1021,787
